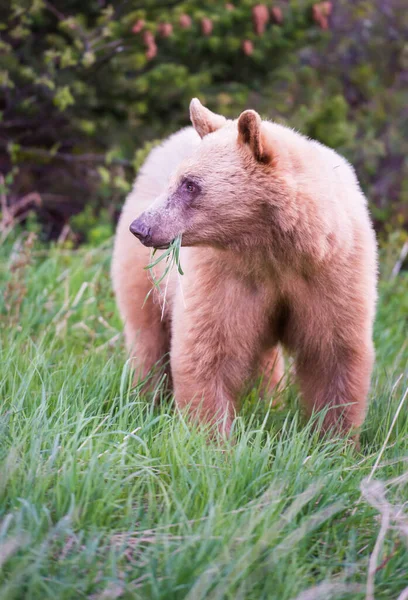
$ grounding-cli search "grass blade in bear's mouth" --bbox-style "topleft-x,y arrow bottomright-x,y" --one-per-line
143,236 -> 184,307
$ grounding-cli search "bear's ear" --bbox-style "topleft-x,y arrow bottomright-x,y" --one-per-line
237,110 -> 272,164
190,98 -> 226,138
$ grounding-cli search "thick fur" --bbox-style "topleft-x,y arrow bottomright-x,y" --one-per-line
112,99 -> 377,437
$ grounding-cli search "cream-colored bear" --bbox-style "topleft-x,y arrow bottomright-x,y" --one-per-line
111,99 -> 377,438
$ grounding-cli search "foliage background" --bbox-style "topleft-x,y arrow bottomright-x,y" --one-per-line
1,3 -> 408,598
1,0 -> 407,244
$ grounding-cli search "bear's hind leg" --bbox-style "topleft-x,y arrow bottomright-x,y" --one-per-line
112,229 -> 170,390
295,340 -> 374,438
123,296 -> 170,390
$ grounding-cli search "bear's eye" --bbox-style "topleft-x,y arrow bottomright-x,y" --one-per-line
185,181 -> 196,193
179,178 -> 201,201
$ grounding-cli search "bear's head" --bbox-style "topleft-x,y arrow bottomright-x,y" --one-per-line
130,98 -> 285,251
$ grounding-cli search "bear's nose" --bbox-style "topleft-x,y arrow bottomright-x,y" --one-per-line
129,220 -> 151,243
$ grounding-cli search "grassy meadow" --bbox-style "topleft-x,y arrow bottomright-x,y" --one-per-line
0,231 -> 407,599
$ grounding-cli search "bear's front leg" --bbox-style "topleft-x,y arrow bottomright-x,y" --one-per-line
170,261 -> 271,435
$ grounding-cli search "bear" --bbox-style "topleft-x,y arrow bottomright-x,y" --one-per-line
111,98 -> 377,438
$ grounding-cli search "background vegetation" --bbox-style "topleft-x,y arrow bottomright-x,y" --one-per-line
0,2 -> 407,598
1,0 -> 407,243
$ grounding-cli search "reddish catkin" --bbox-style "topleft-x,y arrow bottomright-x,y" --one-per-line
158,22 -> 173,38
312,2 -> 332,30
201,17 -> 213,36
146,44 -> 157,59
179,14 -> 192,29
225,3 -> 235,10
252,4 -> 269,35
131,19 -> 144,34
271,6 -> 283,25
143,31 -> 157,60
143,31 -> 154,45
242,39 -> 254,56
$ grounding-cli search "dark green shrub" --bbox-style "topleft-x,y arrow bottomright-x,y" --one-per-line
0,0 -> 406,241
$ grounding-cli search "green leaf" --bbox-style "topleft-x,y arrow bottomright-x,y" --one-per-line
53,86 -> 75,111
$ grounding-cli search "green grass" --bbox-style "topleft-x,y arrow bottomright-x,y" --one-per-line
0,232 -> 407,600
